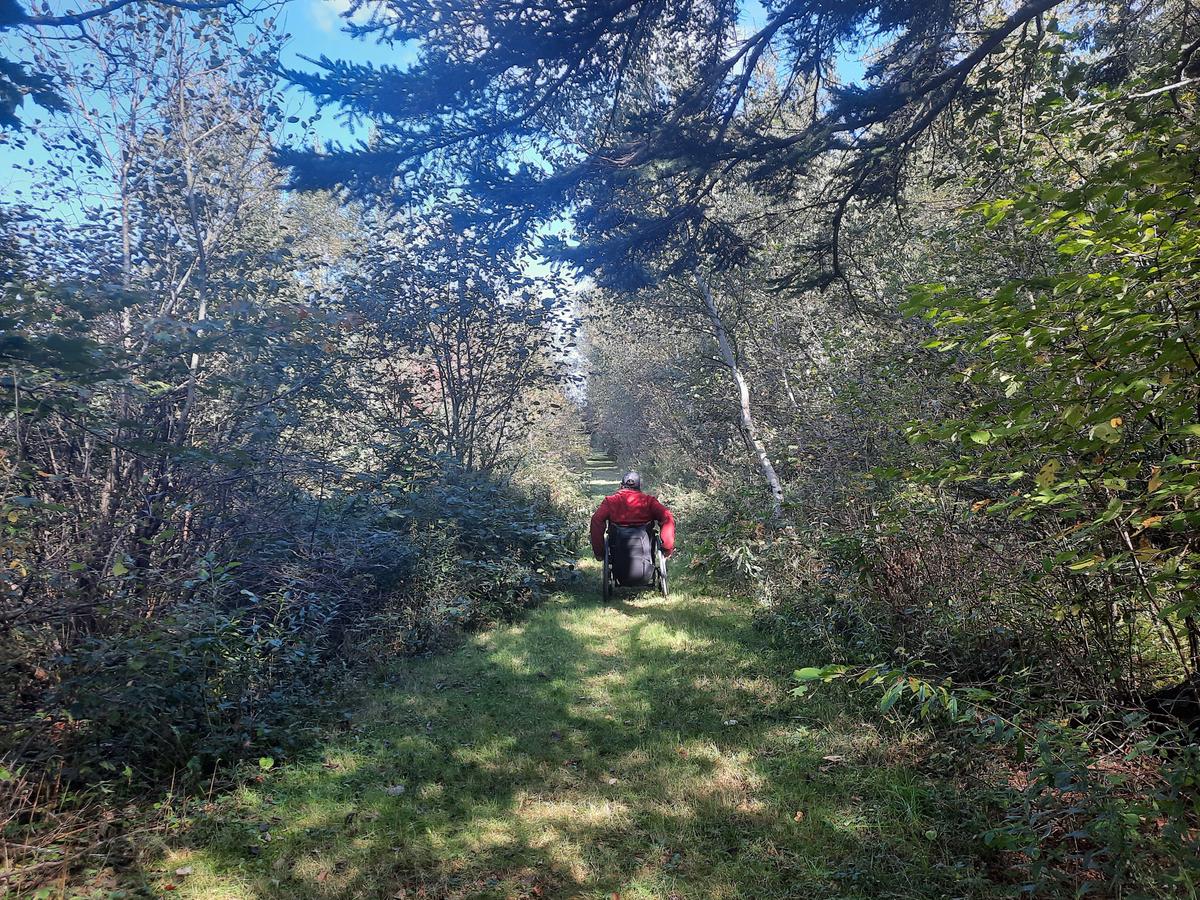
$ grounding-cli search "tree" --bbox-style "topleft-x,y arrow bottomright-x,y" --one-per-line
282,0 -> 1196,511
0,0 -> 276,128
345,203 -> 572,472
284,1 -> 1194,275
906,81 -> 1200,686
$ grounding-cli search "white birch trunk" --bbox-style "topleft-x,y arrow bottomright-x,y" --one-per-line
693,267 -> 785,518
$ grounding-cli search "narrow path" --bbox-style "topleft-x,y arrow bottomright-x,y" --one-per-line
582,449 -> 624,501
159,456 -> 999,899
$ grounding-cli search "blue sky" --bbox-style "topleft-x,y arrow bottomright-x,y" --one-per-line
287,0 -> 399,74
279,0 -> 410,147
0,1 -> 400,211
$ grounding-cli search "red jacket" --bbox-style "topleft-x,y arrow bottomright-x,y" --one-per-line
590,488 -> 676,560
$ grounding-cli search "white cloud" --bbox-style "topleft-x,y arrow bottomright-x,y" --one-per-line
309,0 -> 384,33
309,0 -> 343,33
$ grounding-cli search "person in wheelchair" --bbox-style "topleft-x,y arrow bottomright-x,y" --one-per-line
590,471 -> 676,592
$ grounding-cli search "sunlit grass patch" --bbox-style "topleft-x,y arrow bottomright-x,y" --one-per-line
160,562 -> 1006,899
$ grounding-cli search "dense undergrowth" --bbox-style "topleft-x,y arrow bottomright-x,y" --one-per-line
667,475 -> 1199,895
1,454 -> 588,889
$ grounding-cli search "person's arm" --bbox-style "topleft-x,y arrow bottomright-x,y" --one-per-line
651,498 -> 676,555
589,499 -> 609,561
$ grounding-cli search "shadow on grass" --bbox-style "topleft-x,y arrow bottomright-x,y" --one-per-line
147,570 -> 1003,899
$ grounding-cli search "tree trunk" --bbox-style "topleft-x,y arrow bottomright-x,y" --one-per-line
692,266 -> 785,518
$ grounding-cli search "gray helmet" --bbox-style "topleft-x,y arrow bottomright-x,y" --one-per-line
621,470 -> 642,490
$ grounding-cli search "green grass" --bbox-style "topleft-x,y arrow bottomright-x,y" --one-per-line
138,456 -> 1004,899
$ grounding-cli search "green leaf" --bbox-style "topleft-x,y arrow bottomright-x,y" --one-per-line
1096,498 -> 1124,524
111,560 -> 129,577
258,757 -> 275,770
879,681 -> 905,712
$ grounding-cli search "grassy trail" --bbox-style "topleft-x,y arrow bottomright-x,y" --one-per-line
158,455 -> 997,899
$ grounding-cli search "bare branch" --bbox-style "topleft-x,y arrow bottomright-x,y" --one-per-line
12,0 -> 233,29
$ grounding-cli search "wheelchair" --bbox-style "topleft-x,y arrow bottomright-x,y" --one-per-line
601,521 -> 669,603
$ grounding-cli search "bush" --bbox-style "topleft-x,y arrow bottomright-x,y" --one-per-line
361,473 -> 578,652
0,460 -> 578,890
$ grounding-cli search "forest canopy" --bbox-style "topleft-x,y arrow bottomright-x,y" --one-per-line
284,0 -> 1195,278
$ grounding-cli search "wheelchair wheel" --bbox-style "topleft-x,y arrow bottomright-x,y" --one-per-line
602,537 -> 613,604
656,540 -> 669,598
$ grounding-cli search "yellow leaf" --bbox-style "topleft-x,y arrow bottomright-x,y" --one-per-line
1110,416 -> 1123,428
1148,466 -> 1163,492
6,511 -> 18,523
1140,515 -> 1163,529
1035,460 -> 1062,489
